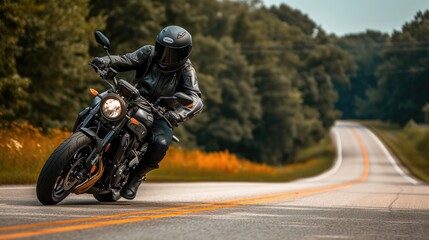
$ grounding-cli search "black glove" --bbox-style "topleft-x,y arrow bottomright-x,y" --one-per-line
164,111 -> 181,127
89,57 -> 108,71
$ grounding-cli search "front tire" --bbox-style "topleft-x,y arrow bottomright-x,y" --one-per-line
36,132 -> 93,205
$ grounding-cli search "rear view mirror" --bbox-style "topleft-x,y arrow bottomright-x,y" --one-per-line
95,31 -> 110,49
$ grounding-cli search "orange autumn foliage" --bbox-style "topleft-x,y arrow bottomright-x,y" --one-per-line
0,122 -> 70,169
0,122 -> 285,183
162,147 -> 277,175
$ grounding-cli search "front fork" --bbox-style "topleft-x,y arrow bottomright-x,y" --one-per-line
74,107 -> 130,182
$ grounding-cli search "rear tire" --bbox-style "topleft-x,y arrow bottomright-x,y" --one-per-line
93,190 -> 121,202
36,132 -> 93,205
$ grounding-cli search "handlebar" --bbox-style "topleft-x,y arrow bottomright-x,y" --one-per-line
134,95 -> 175,128
89,62 -> 176,128
89,63 -> 118,91
89,63 -> 117,80
151,102 -> 175,128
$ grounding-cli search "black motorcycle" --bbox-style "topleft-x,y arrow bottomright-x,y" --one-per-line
36,31 -> 192,205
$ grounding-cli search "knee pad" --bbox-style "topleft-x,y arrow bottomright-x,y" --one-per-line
151,128 -> 171,152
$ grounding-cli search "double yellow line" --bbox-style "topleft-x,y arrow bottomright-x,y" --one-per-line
0,129 -> 369,240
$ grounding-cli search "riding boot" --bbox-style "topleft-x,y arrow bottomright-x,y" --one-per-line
120,165 -> 157,200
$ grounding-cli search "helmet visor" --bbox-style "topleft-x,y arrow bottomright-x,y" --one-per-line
155,42 -> 191,65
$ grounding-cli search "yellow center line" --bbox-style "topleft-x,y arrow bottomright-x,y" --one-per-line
0,203 -> 213,232
351,129 -> 370,182
0,128 -> 370,240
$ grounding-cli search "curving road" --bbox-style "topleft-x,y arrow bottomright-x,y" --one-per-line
1,121 -> 429,239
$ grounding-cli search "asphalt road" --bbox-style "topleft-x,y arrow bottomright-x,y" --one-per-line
1,121 -> 428,240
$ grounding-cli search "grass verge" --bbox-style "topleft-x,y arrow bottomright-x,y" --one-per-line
0,122 -> 335,184
361,120 -> 429,182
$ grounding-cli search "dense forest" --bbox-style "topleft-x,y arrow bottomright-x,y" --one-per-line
1,0 -> 428,165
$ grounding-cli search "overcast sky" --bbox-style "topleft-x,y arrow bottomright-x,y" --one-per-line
262,0 -> 429,36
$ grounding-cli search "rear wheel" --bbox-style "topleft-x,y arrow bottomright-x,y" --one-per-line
93,190 -> 121,202
36,132 -> 93,205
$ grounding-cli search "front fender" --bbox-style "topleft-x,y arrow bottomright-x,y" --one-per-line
79,128 -> 103,152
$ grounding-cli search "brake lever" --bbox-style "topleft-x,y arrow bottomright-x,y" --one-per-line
104,67 -> 117,79
88,63 -> 107,79
88,63 -> 117,79
88,62 -> 100,73
150,105 -> 173,128
163,116 -> 174,128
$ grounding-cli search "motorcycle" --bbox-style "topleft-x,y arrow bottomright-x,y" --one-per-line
36,31 -> 193,205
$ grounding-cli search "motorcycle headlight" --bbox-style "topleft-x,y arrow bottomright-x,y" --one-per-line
100,94 -> 126,121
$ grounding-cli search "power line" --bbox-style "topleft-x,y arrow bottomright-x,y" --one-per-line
235,40 -> 429,48
225,43 -> 429,54
229,48 -> 429,54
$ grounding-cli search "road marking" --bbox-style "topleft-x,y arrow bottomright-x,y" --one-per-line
364,128 -> 418,185
0,127 -> 370,240
351,129 -> 370,182
0,204 -> 212,232
302,128 -> 343,182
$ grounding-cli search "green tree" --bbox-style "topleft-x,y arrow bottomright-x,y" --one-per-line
422,103 -> 429,124
0,0 -> 31,123
89,0 -> 164,53
252,67 -> 303,164
264,4 -> 354,158
158,0 -> 209,34
188,35 -> 261,154
16,0 -> 102,129
269,3 -> 317,36
335,30 -> 389,119
299,43 -> 355,128
356,11 -> 429,125
0,0 -> 360,165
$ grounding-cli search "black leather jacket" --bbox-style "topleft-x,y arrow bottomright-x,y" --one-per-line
96,45 -> 203,124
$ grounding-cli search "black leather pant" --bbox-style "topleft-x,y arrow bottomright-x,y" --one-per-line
137,119 -> 172,173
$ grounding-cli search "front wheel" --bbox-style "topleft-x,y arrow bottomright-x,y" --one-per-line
36,132 -> 93,205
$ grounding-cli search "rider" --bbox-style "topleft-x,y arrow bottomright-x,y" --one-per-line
91,25 -> 203,200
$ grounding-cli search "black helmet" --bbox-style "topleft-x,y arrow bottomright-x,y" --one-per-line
154,26 -> 192,73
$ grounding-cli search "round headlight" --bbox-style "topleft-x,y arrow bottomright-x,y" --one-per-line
100,94 -> 126,121
102,99 -> 122,118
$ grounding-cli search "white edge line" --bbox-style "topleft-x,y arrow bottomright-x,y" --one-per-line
301,127 -> 342,182
364,128 -> 419,185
